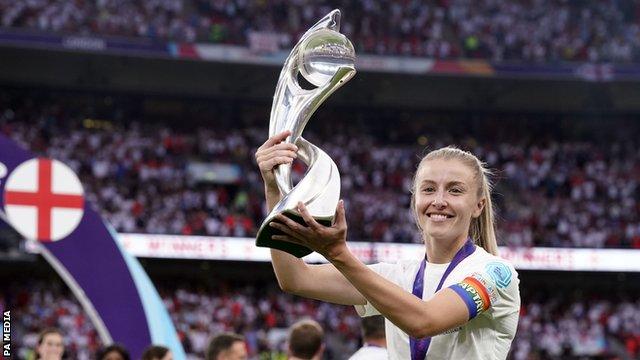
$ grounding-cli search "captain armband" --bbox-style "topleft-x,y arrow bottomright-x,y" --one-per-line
448,274 -> 497,320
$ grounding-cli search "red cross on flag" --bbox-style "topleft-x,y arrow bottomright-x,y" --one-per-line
3,158 -> 85,242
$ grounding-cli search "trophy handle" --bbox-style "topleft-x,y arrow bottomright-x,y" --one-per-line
272,65 -> 355,194
311,9 -> 341,32
256,137 -> 340,258
273,137 -> 340,216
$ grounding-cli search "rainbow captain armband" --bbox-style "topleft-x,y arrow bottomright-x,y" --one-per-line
449,274 -> 496,320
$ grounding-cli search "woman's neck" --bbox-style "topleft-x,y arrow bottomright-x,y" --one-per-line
424,235 -> 469,264
365,337 -> 387,348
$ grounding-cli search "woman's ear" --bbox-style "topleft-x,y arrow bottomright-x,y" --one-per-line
473,197 -> 486,218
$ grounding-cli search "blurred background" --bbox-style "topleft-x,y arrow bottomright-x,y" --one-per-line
1,0 -> 640,359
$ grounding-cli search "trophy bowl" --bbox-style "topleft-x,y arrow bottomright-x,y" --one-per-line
298,28 -> 356,87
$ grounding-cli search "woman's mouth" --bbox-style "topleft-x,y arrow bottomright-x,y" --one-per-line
427,213 -> 454,222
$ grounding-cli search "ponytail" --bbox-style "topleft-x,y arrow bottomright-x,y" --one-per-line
469,167 -> 498,255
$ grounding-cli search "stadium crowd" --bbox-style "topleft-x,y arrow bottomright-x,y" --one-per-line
4,279 -> 639,359
1,93 -> 639,249
1,0 -> 640,63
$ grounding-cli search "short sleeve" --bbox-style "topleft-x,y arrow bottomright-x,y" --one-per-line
448,260 -> 520,320
354,262 -> 400,317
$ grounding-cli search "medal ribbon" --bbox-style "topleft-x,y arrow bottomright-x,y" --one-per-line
410,238 -> 476,360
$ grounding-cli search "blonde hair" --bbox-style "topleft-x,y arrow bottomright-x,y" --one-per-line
410,146 -> 498,255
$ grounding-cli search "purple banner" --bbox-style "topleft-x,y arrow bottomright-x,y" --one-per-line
0,133 -> 170,358
0,28 -> 168,57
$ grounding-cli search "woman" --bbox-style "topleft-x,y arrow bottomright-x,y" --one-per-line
142,345 -> 172,360
34,328 -> 64,360
255,131 -> 521,360
95,344 -> 130,360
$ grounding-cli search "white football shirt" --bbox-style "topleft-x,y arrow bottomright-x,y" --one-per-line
348,345 -> 389,360
355,245 -> 520,360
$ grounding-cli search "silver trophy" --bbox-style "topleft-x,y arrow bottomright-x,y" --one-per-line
256,9 -> 356,257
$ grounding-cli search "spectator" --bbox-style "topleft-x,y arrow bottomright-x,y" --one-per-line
142,345 -> 172,360
96,344 -> 131,360
348,316 -> 387,360
287,319 -> 324,360
205,332 -> 247,360
35,328 -> 64,360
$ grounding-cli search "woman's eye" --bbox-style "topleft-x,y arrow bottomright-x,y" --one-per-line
422,187 -> 435,193
450,188 -> 463,193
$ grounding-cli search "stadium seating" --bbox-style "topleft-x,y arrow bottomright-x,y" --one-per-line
4,279 -> 639,359
1,0 -> 639,62
1,91 -> 639,248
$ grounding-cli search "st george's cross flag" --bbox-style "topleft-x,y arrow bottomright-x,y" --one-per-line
4,158 -> 84,241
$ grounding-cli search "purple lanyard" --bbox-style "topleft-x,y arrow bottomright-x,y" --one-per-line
410,238 -> 476,360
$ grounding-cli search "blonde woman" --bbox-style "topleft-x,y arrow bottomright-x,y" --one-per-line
255,131 -> 521,360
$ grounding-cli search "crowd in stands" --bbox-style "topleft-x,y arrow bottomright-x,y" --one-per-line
514,289 -> 640,360
1,92 -> 639,249
3,279 -> 639,359
1,0 -> 640,63
3,281 -> 101,359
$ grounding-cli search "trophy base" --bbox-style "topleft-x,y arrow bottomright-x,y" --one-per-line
256,211 -> 332,258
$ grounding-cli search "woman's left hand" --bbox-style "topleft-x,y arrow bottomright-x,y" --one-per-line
269,200 -> 348,261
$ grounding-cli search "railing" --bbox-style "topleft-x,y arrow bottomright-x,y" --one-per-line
25,233 -> 640,272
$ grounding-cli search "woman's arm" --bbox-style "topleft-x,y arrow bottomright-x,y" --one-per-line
270,202 -> 472,338
332,249 -> 470,337
255,131 -> 366,305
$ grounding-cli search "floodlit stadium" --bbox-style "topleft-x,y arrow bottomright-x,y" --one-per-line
0,1 -> 639,360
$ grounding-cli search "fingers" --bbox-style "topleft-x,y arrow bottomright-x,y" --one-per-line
263,130 -> 292,148
270,217 -> 307,239
334,199 -> 347,228
255,134 -> 299,174
272,234 -> 304,245
256,149 -> 297,167
256,146 -> 298,172
258,157 -> 291,172
256,143 -> 298,162
262,148 -> 298,159
260,142 -> 298,153
297,202 -> 322,231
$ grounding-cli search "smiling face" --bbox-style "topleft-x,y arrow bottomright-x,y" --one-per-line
36,332 -> 64,360
413,158 -> 485,245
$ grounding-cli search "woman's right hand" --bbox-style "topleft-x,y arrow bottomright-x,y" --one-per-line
254,130 -> 298,189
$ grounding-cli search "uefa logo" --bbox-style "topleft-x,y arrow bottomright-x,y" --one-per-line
2,158 -> 85,242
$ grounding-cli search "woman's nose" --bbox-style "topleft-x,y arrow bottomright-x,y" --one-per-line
432,190 -> 446,207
